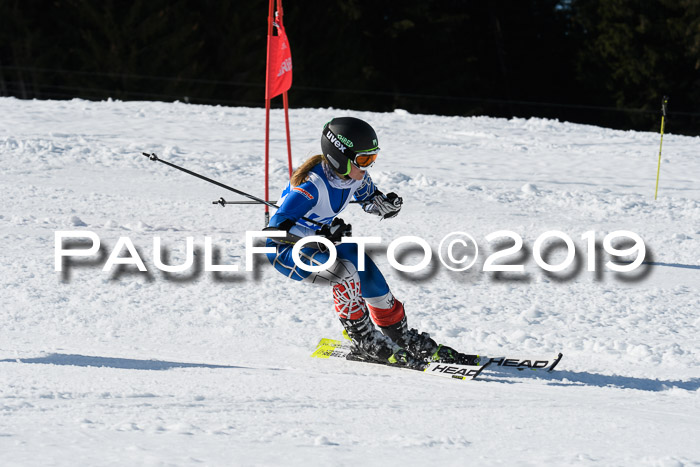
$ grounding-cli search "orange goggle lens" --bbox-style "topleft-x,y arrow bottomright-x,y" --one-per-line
354,153 -> 378,168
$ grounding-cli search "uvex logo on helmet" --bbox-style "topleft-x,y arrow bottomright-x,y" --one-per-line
325,130 -> 347,153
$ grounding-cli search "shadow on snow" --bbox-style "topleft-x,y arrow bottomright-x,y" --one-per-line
0,353 -> 249,371
483,368 -> 700,392
3,355 -> 697,392
641,261 -> 700,271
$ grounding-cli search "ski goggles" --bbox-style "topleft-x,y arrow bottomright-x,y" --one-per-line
339,150 -> 379,176
352,150 -> 379,170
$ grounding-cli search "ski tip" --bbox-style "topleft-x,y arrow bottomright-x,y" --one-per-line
547,353 -> 564,372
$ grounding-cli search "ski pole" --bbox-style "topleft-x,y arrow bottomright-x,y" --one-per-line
213,198 -> 275,206
654,96 -> 668,200
212,197 -> 362,207
141,152 -> 325,227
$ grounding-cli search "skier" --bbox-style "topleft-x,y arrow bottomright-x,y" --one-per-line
265,117 -> 476,369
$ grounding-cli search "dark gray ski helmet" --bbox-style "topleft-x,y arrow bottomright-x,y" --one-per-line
321,117 -> 380,175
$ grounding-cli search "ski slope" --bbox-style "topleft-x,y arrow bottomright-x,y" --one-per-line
1,97 -> 699,466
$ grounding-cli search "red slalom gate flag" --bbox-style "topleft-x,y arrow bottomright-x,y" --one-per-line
266,22 -> 293,99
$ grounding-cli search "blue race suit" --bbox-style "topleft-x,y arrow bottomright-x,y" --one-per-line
265,161 -> 392,305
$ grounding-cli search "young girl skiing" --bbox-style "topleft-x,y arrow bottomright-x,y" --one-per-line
265,117 -> 476,369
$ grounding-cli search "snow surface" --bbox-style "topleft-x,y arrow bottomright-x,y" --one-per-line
1,97 -> 699,466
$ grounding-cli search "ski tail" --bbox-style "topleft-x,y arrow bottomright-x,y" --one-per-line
310,338 -> 352,360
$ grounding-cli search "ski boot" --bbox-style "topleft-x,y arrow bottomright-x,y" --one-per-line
379,316 -> 484,366
340,313 -> 426,370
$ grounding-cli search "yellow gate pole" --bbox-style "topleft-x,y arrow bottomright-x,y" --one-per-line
654,96 -> 668,200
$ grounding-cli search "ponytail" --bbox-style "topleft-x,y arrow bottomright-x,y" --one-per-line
291,154 -> 325,186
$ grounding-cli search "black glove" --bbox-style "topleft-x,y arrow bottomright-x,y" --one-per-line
315,217 -> 352,243
365,191 -> 403,219
263,218 -> 301,245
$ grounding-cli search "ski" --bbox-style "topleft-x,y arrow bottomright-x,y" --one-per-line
311,337 -> 563,380
311,338 -> 488,380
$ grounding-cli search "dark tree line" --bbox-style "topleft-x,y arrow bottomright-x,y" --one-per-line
1,0 -> 699,134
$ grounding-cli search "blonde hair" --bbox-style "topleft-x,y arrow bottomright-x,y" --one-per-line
291,154 -> 326,186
